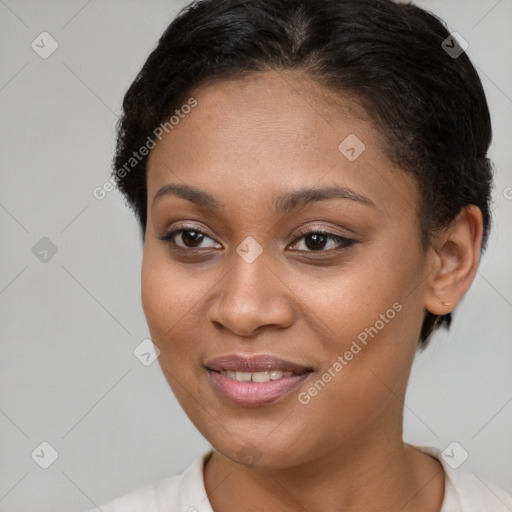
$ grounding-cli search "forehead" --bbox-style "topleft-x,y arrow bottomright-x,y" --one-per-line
146,71 -> 418,220
161,71 -> 375,166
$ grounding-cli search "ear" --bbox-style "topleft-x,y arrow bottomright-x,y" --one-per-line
423,205 -> 484,316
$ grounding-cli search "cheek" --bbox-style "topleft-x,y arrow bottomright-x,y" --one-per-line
141,253 -> 172,332
141,242 -> 199,330
294,250 -> 421,420
141,245 -> 196,360
288,250 -> 410,339
140,242 -> 220,378
291,304 -> 416,456
140,248 -> 206,405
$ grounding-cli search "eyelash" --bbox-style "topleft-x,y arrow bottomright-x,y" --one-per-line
158,225 -> 356,254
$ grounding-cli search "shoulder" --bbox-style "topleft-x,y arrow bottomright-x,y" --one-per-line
84,450 -> 213,512
444,463 -> 512,511
413,445 -> 512,512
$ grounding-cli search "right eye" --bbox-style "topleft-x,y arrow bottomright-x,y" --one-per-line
158,226 -> 222,250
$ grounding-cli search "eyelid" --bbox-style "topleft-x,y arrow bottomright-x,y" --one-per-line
160,223 -> 212,238
292,226 -> 352,240
157,223 -> 220,245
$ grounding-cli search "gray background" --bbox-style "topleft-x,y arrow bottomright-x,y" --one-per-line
0,1 -> 511,511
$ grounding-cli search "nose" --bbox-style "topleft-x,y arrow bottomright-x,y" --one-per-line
207,249 -> 295,337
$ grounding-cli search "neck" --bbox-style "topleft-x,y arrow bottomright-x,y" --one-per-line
203,427 -> 445,512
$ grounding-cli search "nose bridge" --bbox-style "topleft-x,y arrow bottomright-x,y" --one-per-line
225,245 -> 278,311
208,243 -> 294,336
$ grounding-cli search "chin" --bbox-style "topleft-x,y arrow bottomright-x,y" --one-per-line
208,432 -> 310,470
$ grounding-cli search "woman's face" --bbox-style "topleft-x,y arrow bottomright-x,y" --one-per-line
142,71 -> 432,468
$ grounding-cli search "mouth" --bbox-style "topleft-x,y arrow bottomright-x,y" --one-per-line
216,369 -> 298,382
205,354 -> 313,407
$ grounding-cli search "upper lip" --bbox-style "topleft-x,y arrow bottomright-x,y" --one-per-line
205,354 -> 313,374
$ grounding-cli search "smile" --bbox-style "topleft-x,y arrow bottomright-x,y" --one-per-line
219,370 -> 295,382
205,353 -> 313,406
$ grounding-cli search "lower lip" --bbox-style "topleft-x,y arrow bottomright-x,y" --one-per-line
207,370 -> 311,407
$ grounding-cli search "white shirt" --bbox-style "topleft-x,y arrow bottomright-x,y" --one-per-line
87,445 -> 512,511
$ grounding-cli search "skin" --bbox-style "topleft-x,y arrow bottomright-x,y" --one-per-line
141,70 -> 483,512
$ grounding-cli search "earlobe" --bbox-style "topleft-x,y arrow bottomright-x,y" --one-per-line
423,205 -> 484,316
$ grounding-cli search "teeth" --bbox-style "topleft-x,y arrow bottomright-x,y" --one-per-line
220,370 -> 296,382
251,371 -> 270,382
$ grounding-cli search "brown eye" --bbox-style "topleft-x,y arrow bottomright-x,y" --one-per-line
289,229 -> 356,252
158,227 -> 222,250
178,229 -> 205,248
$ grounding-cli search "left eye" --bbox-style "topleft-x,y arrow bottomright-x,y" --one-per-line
288,229 -> 356,252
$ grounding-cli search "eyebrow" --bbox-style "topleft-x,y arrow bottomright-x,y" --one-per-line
152,183 -> 222,210
152,183 -> 376,213
273,185 -> 376,213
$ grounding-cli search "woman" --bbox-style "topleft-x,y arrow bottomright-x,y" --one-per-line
89,0 -> 512,510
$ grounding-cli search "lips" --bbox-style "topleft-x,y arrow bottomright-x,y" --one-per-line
205,354 -> 313,406
205,354 -> 313,374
